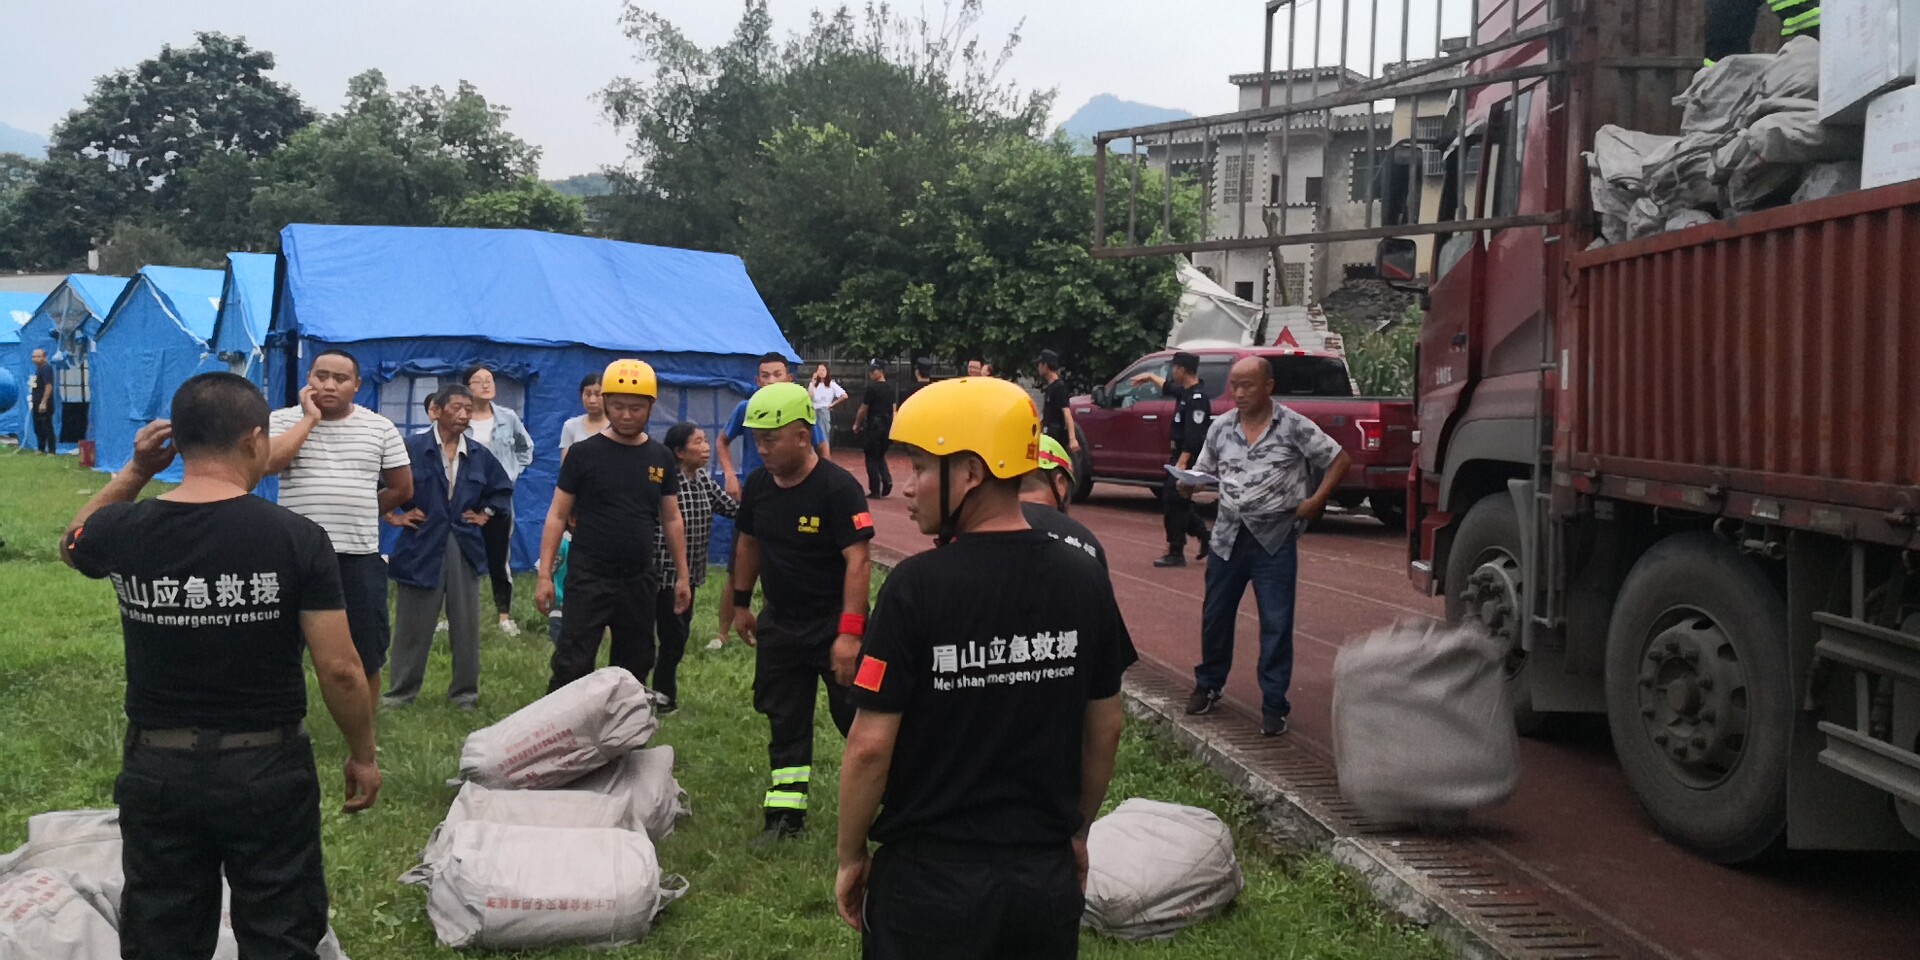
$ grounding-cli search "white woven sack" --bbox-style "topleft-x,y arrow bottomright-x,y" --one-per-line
1333,621 -> 1520,822
0,810 -> 124,928
566,746 -> 691,841
1081,799 -> 1244,941
0,869 -> 120,959
425,822 -> 687,949
459,667 -> 658,789
399,783 -> 629,887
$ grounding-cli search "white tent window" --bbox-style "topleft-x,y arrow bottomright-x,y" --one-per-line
380,376 -> 440,434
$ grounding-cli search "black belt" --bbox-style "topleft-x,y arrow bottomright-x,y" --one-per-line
132,722 -> 304,751
880,836 -> 1070,863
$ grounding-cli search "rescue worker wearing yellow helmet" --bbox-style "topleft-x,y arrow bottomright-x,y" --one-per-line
835,376 -> 1137,960
1020,434 -> 1106,569
729,380 -> 875,846
534,359 -> 691,693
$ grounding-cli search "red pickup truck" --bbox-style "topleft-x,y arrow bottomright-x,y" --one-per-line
1068,346 -> 1416,527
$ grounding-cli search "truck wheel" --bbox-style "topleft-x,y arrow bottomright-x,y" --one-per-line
1605,533 -> 1791,863
1069,427 -> 1094,504
1445,495 -> 1545,735
1369,493 -> 1408,530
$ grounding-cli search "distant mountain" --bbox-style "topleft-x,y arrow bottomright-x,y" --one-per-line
545,173 -> 613,198
0,122 -> 48,157
1056,94 -> 1193,154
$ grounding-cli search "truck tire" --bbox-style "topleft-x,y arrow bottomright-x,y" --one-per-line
1369,493 -> 1408,530
1604,533 -> 1790,864
1069,426 -> 1094,504
1444,495 -> 1545,735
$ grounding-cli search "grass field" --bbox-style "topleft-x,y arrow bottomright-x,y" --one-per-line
0,448 -> 1447,959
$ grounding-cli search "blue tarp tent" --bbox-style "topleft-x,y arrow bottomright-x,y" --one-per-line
91,266 -> 225,482
210,252 -> 277,384
0,292 -> 45,438
8,275 -> 129,454
268,223 -> 802,571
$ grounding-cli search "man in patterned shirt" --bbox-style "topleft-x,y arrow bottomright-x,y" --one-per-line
1178,356 -> 1350,735
648,422 -> 738,712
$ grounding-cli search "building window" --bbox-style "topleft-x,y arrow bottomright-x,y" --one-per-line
1350,148 -> 1387,203
1280,263 -> 1307,307
1414,115 -> 1446,143
1221,154 -> 1256,205
1234,281 -> 1256,302
1423,147 -> 1448,178
1304,177 -> 1324,204
1270,174 -> 1281,204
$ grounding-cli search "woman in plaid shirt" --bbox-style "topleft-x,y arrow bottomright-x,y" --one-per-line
649,421 -> 739,711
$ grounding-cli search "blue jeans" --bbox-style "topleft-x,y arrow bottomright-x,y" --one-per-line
1194,527 -> 1299,720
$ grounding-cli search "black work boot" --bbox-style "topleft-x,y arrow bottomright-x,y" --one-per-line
1154,552 -> 1187,568
751,811 -> 805,848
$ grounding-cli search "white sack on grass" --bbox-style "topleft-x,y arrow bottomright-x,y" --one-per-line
425,822 -> 687,950
0,810 -> 125,927
1081,799 -> 1243,942
566,746 -> 691,841
399,783 -> 629,887
212,886 -> 350,960
0,869 -> 120,960
459,667 -> 659,789
1333,621 -> 1519,823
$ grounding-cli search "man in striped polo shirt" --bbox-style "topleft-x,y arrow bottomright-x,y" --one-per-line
268,350 -> 414,722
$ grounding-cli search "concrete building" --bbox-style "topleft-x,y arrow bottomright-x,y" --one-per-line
1383,37 -> 1471,276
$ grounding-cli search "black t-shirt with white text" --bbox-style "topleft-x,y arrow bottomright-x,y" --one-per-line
557,433 -> 680,576
736,459 -> 873,622
65,496 -> 346,730
1041,378 -> 1072,436
1021,502 -> 1106,570
851,529 -> 1137,847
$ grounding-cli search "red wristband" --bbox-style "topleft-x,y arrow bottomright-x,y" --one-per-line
839,613 -> 867,637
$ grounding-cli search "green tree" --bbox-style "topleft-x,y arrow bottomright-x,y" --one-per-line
254,70 -> 541,230
5,32 -> 310,266
94,222 -> 223,277
442,179 -> 587,233
0,153 -> 36,220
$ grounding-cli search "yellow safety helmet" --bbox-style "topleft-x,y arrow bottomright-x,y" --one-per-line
601,358 -> 658,398
890,377 -> 1040,479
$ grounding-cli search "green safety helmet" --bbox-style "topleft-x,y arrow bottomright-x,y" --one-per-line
744,381 -> 816,429
1036,434 -> 1074,481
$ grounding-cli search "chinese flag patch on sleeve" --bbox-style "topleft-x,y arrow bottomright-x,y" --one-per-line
854,656 -> 887,692
852,512 -> 875,530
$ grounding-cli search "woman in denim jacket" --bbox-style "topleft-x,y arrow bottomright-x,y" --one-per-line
462,364 -> 535,635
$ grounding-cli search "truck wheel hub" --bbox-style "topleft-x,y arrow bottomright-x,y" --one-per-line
1463,554 -> 1524,678
1635,615 -> 1749,789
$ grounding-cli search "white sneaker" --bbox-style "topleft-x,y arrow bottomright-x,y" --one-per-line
435,620 -> 448,633
498,618 -> 521,637
706,637 -> 725,651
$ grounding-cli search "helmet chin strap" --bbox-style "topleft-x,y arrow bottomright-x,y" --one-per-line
935,457 -> 981,546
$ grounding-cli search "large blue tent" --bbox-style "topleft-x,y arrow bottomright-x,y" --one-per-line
267,223 -> 802,570
210,252 -> 277,383
0,292 -> 43,438
90,266 -> 225,482
8,275 -> 129,454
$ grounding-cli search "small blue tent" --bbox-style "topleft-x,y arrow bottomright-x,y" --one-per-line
268,223 -> 802,571
9,275 -> 129,454
210,252 -> 277,383
91,266 -> 225,482
1,292 -> 46,438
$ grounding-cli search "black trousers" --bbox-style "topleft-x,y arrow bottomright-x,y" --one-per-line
481,503 -> 514,615
115,733 -> 327,960
752,610 -> 853,822
650,583 -> 692,703
550,560 -> 656,692
862,430 -> 893,495
33,409 -> 56,453
1163,452 -> 1208,554
863,840 -> 1082,960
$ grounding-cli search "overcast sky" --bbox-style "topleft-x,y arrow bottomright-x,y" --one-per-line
4,0 -> 1463,178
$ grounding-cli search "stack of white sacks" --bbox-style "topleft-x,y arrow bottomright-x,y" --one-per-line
0,810 -> 349,959
404,666 -> 691,950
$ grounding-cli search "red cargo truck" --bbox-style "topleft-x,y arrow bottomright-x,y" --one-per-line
1094,0 -> 1920,862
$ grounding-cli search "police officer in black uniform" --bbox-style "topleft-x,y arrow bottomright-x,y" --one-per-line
1134,351 -> 1212,568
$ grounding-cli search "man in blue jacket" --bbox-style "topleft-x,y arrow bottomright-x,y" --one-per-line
382,384 -> 514,709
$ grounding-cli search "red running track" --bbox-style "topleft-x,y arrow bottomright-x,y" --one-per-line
835,452 -> 1920,960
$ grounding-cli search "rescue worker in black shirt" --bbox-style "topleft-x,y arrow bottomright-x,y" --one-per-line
1132,351 -> 1212,567
1022,434 -> 1107,570
61,372 -> 381,960
836,376 -> 1137,960
732,381 -> 876,845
